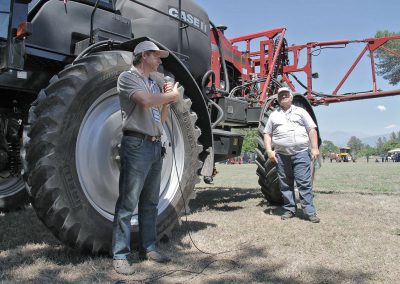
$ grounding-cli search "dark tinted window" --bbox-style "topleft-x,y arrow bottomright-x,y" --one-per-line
0,1 -> 11,12
0,0 -> 11,40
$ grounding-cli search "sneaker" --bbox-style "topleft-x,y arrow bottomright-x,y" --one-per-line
306,214 -> 320,223
139,250 -> 171,263
281,211 -> 295,220
113,259 -> 135,275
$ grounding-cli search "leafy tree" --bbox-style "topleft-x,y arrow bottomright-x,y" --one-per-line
376,137 -> 384,150
390,131 -> 397,141
238,128 -> 257,154
381,140 -> 400,152
347,136 -> 364,155
321,140 -> 338,154
359,145 -> 377,157
374,30 -> 400,85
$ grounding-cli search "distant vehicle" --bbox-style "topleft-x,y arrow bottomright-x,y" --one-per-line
388,148 -> 400,162
338,147 -> 354,162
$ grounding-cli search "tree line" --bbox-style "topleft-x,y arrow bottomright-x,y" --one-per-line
238,130 -> 400,159
321,131 -> 400,158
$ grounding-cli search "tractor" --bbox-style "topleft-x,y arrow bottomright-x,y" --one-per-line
338,147 -> 353,162
1,0 -> 399,254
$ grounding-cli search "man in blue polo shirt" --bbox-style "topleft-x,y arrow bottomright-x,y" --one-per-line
264,87 -> 320,223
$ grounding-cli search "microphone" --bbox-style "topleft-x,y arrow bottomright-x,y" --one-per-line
164,76 -> 176,105
164,76 -> 175,92
164,75 -> 183,106
164,75 -> 175,85
164,76 -> 175,93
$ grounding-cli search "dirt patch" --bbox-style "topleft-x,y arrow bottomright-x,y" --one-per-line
1,163 -> 399,283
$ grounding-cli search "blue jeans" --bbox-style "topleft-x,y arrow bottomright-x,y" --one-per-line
112,136 -> 162,260
276,150 -> 316,216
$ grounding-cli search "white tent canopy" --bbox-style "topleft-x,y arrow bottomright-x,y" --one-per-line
388,148 -> 400,154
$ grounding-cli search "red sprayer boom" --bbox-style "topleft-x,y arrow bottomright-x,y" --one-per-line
210,27 -> 400,106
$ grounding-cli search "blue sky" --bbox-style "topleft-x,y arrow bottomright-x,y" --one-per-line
196,0 -> 400,139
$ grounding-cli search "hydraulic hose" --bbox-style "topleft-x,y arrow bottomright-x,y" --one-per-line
89,0 -> 101,44
201,69 -> 215,96
73,40 -> 122,64
201,70 -> 224,129
209,21 -> 230,94
209,99 -> 224,129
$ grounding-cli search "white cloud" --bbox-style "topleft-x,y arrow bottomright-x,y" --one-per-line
377,105 -> 386,112
385,124 -> 397,129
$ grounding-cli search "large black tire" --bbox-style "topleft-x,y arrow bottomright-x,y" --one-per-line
255,98 -> 282,205
255,95 -> 319,205
24,51 -> 202,254
0,177 -> 28,212
0,118 -> 29,212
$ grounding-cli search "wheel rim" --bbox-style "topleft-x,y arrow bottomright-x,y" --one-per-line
0,174 -> 25,198
76,89 -> 185,223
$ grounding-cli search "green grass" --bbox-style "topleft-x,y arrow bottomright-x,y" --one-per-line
198,161 -> 400,194
314,160 -> 400,193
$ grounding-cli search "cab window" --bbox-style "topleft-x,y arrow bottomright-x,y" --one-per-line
0,0 -> 11,40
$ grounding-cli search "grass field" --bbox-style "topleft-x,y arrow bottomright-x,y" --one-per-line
313,160 -> 400,193
0,161 -> 399,283
203,160 -> 400,194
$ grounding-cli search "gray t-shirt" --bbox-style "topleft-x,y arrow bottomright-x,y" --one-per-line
264,105 -> 317,155
117,67 -> 163,136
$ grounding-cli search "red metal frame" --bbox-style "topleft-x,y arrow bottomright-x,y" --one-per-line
210,27 -> 400,106
286,36 -> 400,105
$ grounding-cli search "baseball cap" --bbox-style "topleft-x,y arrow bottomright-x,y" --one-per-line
277,87 -> 292,97
133,41 -> 169,58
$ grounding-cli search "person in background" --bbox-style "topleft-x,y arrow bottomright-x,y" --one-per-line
264,87 -> 320,223
112,41 -> 179,275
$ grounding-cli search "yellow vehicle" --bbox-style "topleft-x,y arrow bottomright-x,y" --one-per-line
338,147 -> 353,162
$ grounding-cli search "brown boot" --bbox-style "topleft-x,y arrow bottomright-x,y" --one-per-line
113,259 -> 135,275
281,211 -> 295,220
139,250 -> 171,263
306,214 -> 320,223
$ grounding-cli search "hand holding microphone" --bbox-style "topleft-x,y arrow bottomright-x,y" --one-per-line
163,76 -> 174,93
163,76 -> 179,104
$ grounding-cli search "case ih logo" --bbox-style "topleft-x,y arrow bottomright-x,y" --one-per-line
168,6 -> 208,34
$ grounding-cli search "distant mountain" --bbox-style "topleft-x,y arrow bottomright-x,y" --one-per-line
319,130 -> 391,147
360,134 -> 391,147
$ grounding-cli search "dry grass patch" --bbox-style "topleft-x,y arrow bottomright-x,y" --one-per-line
1,162 -> 399,283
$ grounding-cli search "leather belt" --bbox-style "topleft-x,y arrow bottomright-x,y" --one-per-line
123,130 -> 161,142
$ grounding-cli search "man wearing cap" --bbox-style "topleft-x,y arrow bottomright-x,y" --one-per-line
263,87 -> 320,223
112,40 -> 179,275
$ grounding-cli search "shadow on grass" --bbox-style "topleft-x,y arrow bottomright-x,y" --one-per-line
0,206 -> 116,282
189,187 -> 263,213
0,206 -> 60,250
115,242 -> 375,283
0,201 -> 377,283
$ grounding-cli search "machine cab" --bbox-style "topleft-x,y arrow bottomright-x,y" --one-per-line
0,0 -> 31,71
